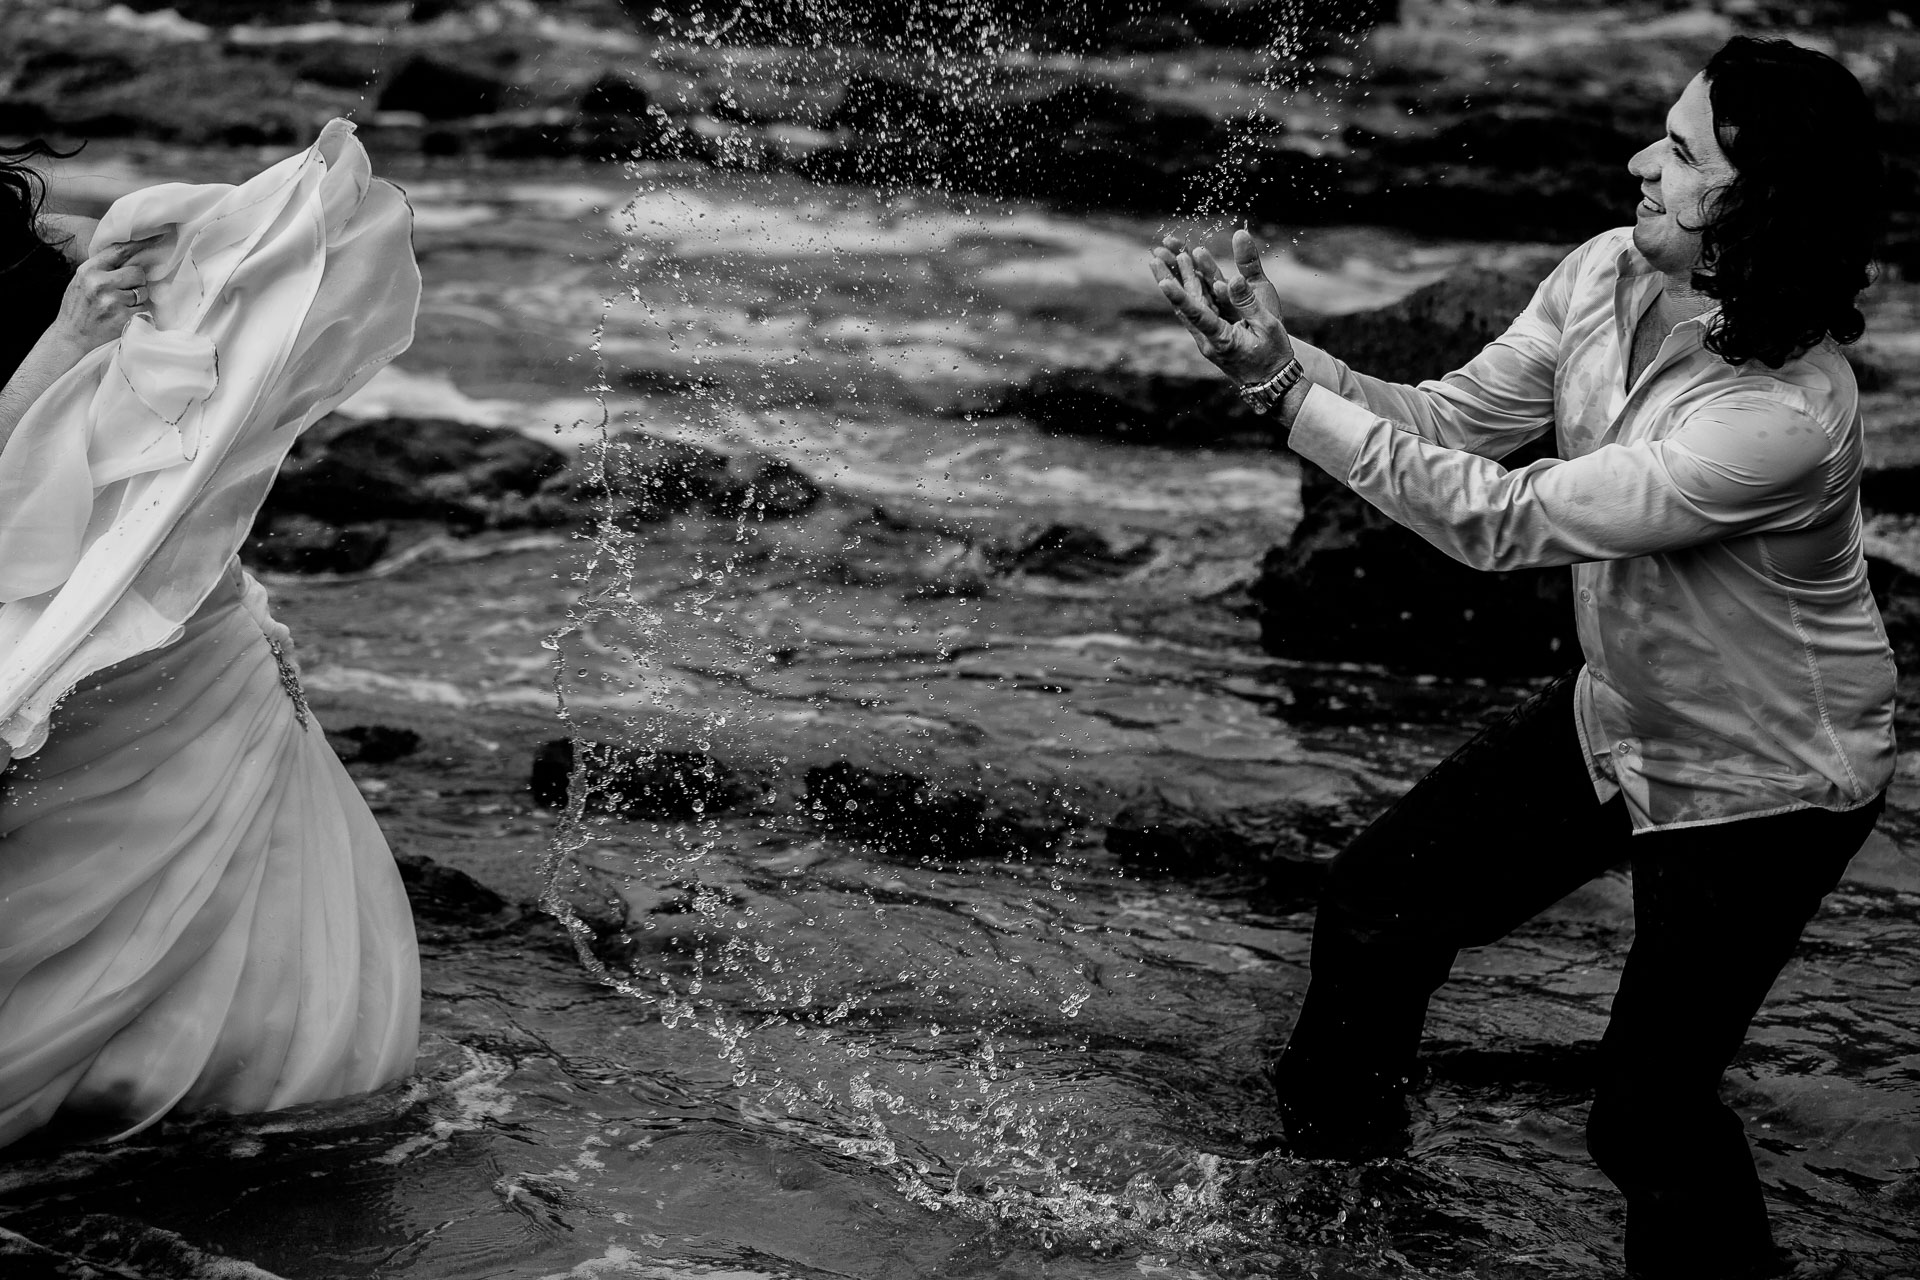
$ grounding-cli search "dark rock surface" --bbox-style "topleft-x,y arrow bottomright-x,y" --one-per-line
1869,555 -> 1920,672
395,852 -> 511,921
804,762 -> 1065,861
803,76 -> 1230,211
575,72 -> 679,160
1105,798 -> 1365,900
392,852 -> 534,944
559,432 -> 826,526
530,739 -> 756,819
246,422 -> 826,574
11,4 -> 1919,259
243,512 -> 392,575
621,0 -> 1391,53
1248,267 -> 1583,676
327,723 -> 424,765
1862,464 -> 1920,516
988,524 -> 1159,582
267,416 -> 569,528
997,367 -> 1251,447
376,55 -> 506,120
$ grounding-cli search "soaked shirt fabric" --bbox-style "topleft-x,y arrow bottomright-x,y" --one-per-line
1288,227 -> 1897,832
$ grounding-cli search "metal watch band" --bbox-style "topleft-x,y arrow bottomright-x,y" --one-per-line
1237,357 -> 1305,416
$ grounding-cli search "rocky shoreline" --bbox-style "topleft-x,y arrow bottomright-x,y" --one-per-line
6,0 -> 1919,265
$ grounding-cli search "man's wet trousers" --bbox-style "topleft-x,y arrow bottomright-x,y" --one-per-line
1269,672 -> 1885,1279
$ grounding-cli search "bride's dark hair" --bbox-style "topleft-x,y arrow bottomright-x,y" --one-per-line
0,139 -> 81,386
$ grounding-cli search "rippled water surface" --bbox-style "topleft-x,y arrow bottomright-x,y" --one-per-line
4,152 -> 1918,1279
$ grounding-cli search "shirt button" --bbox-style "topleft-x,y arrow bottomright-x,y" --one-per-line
1579,589 -> 1593,604
1593,670 -> 1607,684
1615,740 -> 1634,755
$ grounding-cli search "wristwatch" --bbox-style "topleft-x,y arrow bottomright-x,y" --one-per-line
1238,357 -> 1305,416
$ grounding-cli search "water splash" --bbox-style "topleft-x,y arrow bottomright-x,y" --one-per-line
537,0 -> 1392,1263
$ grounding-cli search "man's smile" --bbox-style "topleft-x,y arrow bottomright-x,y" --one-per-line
1638,194 -> 1667,217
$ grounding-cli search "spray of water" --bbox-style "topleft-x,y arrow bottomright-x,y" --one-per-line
537,0 -> 1389,1262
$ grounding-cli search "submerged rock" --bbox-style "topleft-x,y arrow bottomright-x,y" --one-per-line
708,457 -> 825,520
328,724 -> 423,766
988,523 -> 1158,582
1869,555 -> 1920,671
242,511 -> 391,575
253,423 -> 827,573
803,76 -> 1229,211
376,55 -> 506,120
555,433 -> 825,525
996,366 -> 1253,446
575,72 -> 678,159
395,852 -> 511,923
267,416 -> 568,528
530,739 -> 754,820
804,762 -> 1064,861
1251,266 -> 1583,677
1105,798 -> 1365,899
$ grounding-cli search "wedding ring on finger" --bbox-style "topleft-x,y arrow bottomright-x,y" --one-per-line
126,286 -> 147,307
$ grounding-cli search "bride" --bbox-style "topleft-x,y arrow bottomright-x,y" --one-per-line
0,121 -> 420,1145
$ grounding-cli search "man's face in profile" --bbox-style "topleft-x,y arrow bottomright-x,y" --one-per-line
1628,72 -> 1737,276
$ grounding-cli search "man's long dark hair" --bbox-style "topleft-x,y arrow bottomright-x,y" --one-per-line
0,140 -> 79,387
1692,36 -> 1883,369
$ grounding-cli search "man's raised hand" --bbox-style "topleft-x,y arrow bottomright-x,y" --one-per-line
1148,229 -> 1294,387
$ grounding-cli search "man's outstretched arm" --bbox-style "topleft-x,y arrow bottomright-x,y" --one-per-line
1281,386 -> 1833,571
1153,229 -> 1593,460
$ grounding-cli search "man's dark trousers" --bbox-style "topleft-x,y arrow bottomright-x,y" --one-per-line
1270,671 -> 1885,1279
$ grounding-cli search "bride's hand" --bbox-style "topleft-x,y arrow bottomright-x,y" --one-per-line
1149,229 -> 1296,387
49,234 -> 162,352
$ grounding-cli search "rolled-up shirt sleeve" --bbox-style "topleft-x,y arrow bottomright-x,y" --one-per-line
1289,386 -> 1834,571
1291,239 -> 1600,460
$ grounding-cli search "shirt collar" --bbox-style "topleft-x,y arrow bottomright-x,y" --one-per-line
1611,231 -> 1722,338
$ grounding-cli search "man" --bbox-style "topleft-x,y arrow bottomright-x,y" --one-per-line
1151,36 -> 1893,1280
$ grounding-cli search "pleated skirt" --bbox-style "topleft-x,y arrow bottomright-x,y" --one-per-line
0,563 -> 419,1146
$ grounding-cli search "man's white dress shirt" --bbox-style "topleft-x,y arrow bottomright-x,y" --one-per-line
1290,227 -> 1897,831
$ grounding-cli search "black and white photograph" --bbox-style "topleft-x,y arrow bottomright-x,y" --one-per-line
0,0 -> 1915,1275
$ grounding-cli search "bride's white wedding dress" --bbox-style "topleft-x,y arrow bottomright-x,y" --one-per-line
0,121 -> 421,1144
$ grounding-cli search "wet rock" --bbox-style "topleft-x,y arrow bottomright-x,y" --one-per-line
0,1215 -> 261,1278
1293,266 -> 1546,384
393,853 -> 534,944
626,0 -> 1388,53
242,511 -> 391,574
552,434 -> 823,525
1105,799 -> 1364,898
709,457 -> 825,520
266,416 -> 569,528
531,739 -> 753,820
552,432 -> 734,524
997,366 -> 1253,446
465,108 -> 583,160
328,724 -> 422,765
805,763 -> 1064,861
395,852 -> 510,922
1339,107 -> 1645,242
576,72 -> 676,159
1251,266 -> 1584,677
1868,555 -> 1920,671
1862,464 -> 1920,516
804,76 -> 1229,211
988,523 -> 1158,582
376,55 -> 506,120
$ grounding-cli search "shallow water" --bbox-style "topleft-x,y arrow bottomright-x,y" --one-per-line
5,153 -> 1919,1278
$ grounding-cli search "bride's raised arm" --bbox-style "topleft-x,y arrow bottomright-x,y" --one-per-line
0,233 -> 157,452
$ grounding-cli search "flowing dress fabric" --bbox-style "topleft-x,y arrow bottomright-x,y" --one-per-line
0,123 -> 421,1144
